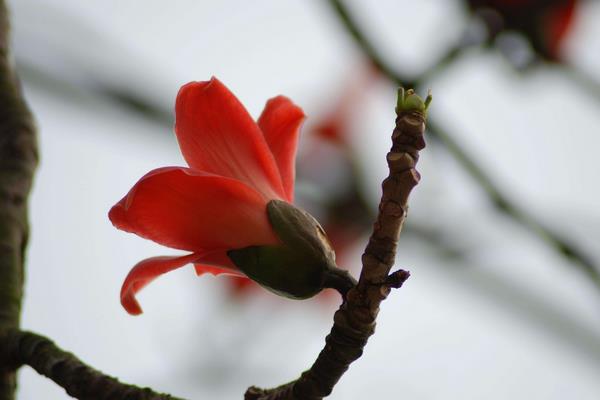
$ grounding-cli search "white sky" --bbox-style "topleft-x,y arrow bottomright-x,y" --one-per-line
7,0 -> 600,399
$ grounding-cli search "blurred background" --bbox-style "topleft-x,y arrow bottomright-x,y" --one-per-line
7,0 -> 600,398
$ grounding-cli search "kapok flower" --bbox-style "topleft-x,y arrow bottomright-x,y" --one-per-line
467,0 -> 578,61
109,78 -> 354,315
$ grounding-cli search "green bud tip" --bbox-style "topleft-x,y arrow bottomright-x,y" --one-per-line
395,87 -> 432,116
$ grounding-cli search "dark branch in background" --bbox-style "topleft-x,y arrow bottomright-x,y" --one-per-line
327,0 -> 600,290
0,3 -> 185,399
560,61 -> 600,107
405,222 -> 600,363
245,93 -> 427,399
328,0 -> 485,88
0,330 -> 184,400
0,1 -> 38,398
327,0 -> 410,85
426,119 -> 600,289
16,61 -> 173,130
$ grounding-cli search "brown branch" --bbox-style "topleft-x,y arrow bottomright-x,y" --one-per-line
245,92 -> 428,399
0,330 -> 185,400
0,1 -> 38,399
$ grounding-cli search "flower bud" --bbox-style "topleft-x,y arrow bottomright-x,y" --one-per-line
395,87 -> 432,116
227,200 -> 356,299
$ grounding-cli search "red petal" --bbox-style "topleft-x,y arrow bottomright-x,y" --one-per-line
175,78 -> 285,199
258,96 -> 305,202
120,252 -> 201,315
109,167 -> 278,251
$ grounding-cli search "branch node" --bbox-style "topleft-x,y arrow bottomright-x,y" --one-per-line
385,269 -> 411,289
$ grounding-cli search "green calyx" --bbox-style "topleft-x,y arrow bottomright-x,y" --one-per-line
227,200 -> 356,299
395,87 -> 432,116
227,245 -> 325,299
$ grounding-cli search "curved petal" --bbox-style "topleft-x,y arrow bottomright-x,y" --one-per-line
109,167 -> 278,251
175,78 -> 285,199
258,96 -> 305,202
121,251 -> 245,315
120,252 -> 201,315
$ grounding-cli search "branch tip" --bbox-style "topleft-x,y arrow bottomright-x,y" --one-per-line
396,87 -> 432,116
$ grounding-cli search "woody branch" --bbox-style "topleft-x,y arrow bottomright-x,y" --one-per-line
245,90 -> 430,399
0,1 -> 38,398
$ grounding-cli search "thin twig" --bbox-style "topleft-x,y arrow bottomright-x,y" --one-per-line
245,91 -> 428,399
327,0 -> 600,288
0,330 -> 185,400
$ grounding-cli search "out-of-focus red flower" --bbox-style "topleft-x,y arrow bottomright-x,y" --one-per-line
312,63 -> 380,145
467,0 -> 578,61
302,64 -> 378,266
226,275 -> 257,297
109,77 -> 304,315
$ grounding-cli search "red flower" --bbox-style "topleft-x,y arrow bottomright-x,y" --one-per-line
109,78 -> 305,315
467,0 -> 578,61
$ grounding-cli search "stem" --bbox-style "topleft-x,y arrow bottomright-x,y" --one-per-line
245,93 -> 427,399
323,267 -> 357,297
0,1 -> 38,398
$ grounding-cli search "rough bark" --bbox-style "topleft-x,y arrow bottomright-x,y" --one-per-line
245,101 -> 428,400
0,2 -> 38,398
